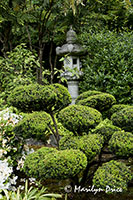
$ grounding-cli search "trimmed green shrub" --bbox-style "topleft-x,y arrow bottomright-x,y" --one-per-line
91,119 -> 121,142
23,147 -> 87,180
59,134 -> 104,161
13,112 -> 51,142
75,90 -> 102,104
7,83 -> 71,113
109,131 -> 133,157
23,147 -> 57,178
111,106 -> 133,132
108,104 -> 131,118
76,93 -> 116,112
79,31 -> 133,104
58,105 -> 102,135
93,160 -> 132,192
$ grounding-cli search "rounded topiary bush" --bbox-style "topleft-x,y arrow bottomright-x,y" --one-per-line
108,104 -> 131,118
58,105 -> 102,135
91,119 -> 121,142
75,90 -> 102,104
76,93 -> 116,112
93,160 -> 132,192
23,147 -> 87,180
59,134 -> 104,162
13,111 -> 51,142
23,147 -> 57,178
111,106 -> 133,132
7,83 -> 71,113
109,131 -> 133,157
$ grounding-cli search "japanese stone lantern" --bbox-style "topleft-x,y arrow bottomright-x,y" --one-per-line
56,26 -> 85,104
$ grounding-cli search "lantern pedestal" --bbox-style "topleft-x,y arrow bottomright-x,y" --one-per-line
67,80 -> 79,104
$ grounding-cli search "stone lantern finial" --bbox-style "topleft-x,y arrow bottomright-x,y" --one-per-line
66,26 -> 77,44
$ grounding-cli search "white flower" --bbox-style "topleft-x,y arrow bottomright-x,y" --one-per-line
0,159 -> 14,190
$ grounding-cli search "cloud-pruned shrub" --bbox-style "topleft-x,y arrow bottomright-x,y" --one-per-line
111,106 -> 133,132
76,93 -> 116,112
108,104 -> 131,118
109,131 -> 133,157
58,105 -> 102,135
93,160 -> 132,192
7,83 -> 71,113
91,119 -> 121,142
59,134 -> 104,162
23,147 -> 87,180
13,112 -> 51,142
75,90 -> 102,104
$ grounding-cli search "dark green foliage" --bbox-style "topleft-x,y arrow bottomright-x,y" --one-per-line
13,112 -> 51,142
93,160 -> 132,192
0,44 -> 37,95
79,31 -> 133,104
23,147 -> 87,180
109,131 -> 133,157
108,104 -> 131,118
76,93 -> 116,112
75,90 -> 102,104
7,83 -> 71,113
91,119 -> 121,142
111,106 -> 133,132
59,134 -> 104,162
58,105 -> 102,135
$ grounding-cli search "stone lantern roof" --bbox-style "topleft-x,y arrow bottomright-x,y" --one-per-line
56,26 -> 85,56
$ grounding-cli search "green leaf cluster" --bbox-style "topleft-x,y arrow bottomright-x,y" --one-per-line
58,105 -> 102,135
23,147 -> 87,180
0,44 -> 37,96
109,131 -> 133,157
93,160 -> 132,192
1,179 -> 62,200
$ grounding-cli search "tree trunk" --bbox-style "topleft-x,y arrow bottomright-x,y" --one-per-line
37,42 -> 45,84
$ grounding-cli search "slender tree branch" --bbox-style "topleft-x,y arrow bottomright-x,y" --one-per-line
49,113 -> 60,148
25,25 -> 33,51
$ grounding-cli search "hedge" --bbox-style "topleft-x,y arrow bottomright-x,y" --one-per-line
79,31 -> 133,104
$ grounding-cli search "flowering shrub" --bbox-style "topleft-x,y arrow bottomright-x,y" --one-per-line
0,108 -> 34,191
0,159 -> 17,190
